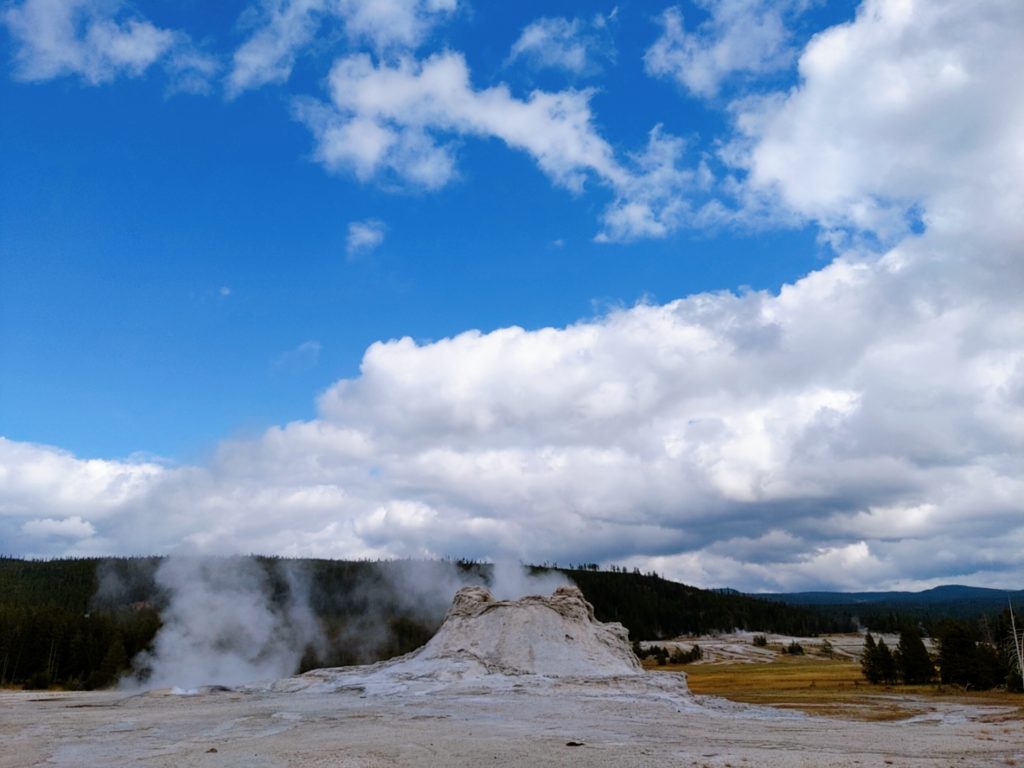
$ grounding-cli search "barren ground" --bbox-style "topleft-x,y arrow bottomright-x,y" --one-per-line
5,624 -> 1022,768
4,671 -> 1022,767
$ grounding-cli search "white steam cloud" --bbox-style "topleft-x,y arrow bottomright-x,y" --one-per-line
129,557 -> 324,690
489,559 -> 572,602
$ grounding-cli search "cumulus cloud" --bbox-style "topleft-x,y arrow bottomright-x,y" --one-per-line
346,218 -> 386,257
508,13 -> 615,76
2,0 -> 212,87
0,438 -> 163,518
0,437 -> 164,554
728,0 -> 1024,247
296,51 -> 697,241
227,0 -> 457,96
645,0 -> 796,98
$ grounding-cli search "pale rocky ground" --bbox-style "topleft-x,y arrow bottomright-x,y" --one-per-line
641,631 -> 928,664
3,588 -> 1021,767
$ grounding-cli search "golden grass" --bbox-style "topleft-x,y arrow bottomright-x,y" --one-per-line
650,656 -> 1024,721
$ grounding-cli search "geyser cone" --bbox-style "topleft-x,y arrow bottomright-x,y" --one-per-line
415,585 -> 642,677
273,584 -> 671,696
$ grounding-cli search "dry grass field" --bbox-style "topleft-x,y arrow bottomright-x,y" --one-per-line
654,654 -> 1024,722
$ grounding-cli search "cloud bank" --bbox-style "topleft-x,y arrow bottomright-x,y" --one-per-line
4,225 -> 1021,592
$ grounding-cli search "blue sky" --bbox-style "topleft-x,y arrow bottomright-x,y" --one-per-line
1,0 -> 847,460
1,0 -> 1022,592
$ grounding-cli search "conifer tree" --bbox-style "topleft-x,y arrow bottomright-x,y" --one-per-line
895,626 -> 935,684
876,637 -> 897,684
861,632 -> 880,683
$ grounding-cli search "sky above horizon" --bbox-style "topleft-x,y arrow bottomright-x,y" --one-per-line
1,0 -> 1022,593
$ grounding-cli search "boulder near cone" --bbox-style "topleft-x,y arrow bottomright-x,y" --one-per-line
414,584 -> 642,677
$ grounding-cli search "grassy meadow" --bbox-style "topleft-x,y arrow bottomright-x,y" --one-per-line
650,654 -> 1024,721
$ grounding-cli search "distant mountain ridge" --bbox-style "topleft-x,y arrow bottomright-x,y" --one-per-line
758,584 -> 1024,605
752,584 -> 1024,620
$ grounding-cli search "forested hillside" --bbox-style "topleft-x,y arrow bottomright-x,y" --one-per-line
559,567 -> 847,637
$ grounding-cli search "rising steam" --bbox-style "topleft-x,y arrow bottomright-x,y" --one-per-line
114,555 -> 574,690
128,556 -> 324,690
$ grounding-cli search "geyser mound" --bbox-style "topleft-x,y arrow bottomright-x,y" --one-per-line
274,585 -> 679,697
415,584 -> 643,677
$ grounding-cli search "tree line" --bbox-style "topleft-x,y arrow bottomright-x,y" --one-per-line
4,556 -> 1018,691
559,567 -> 853,638
860,612 -> 1023,691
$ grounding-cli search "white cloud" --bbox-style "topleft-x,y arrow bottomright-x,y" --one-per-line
2,0 -> 209,87
508,13 -> 615,76
22,515 -> 96,539
274,340 -> 321,369
341,0 -> 456,50
0,438 -> 164,518
346,218 -> 386,257
164,45 -> 220,96
227,0 -> 326,96
3,0 -> 173,83
727,0 -> 1024,249
0,438 -> 163,552
227,0 -> 457,96
645,0 -> 795,98
297,51 -> 696,241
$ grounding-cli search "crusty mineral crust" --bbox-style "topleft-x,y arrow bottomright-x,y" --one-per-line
417,585 -> 642,677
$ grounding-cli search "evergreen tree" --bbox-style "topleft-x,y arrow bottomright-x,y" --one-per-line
861,632 -> 880,683
875,638 -> 897,684
895,626 -> 935,684
936,621 -> 981,687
